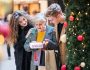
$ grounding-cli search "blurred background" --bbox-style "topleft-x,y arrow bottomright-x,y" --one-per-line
0,0 -> 65,19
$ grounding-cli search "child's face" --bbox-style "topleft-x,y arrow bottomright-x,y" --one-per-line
18,16 -> 28,27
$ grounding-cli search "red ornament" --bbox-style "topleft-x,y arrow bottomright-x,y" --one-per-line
69,15 -> 74,21
0,23 -> 10,38
61,64 -> 67,70
74,66 -> 81,70
64,21 -> 68,28
77,35 -> 84,41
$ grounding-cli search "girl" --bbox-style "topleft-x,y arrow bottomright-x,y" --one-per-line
9,10 -> 33,70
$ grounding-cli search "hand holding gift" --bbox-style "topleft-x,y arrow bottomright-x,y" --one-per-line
43,39 -> 49,45
43,39 -> 49,49
29,41 -> 43,49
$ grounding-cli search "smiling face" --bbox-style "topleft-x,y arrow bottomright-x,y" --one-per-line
18,16 -> 28,27
35,21 -> 46,32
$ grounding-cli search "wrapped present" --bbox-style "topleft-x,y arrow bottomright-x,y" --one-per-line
29,42 -> 43,49
45,50 -> 57,70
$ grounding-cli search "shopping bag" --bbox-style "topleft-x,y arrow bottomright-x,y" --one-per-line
45,50 -> 57,70
34,50 -> 41,66
38,66 -> 46,70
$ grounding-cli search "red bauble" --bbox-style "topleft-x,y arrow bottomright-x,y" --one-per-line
64,21 -> 68,28
77,35 -> 84,41
74,66 -> 81,70
61,65 -> 67,70
69,15 -> 74,21
0,23 -> 10,38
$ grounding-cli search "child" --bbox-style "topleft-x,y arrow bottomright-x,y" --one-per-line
9,10 -> 33,70
45,3 -> 67,68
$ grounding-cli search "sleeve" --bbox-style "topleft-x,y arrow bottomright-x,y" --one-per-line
24,34 -> 32,52
46,31 -> 58,50
24,28 -> 37,52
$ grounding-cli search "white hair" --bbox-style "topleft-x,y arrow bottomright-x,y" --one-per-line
32,13 -> 46,24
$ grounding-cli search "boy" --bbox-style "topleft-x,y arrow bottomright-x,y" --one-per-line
45,3 -> 67,67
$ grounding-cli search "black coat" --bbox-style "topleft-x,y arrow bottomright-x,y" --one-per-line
14,24 -> 33,70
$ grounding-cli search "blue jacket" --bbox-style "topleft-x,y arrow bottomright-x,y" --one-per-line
24,25 -> 58,70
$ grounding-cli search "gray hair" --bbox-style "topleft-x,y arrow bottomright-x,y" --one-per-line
32,13 -> 46,24
48,3 -> 62,12
45,3 -> 62,17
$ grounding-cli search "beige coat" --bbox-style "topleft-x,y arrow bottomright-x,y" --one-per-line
55,24 -> 67,64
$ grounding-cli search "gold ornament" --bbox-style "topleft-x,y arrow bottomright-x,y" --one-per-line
71,12 -> 74,15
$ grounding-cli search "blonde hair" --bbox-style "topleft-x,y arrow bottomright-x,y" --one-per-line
45,3 -> 62,17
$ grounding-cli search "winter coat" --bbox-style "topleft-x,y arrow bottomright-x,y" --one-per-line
24,25 -> 58,70
55,23 -> 67,65
14,24 -> 33,70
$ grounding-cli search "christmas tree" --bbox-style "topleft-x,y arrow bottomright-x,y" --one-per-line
64,0 -> 90,70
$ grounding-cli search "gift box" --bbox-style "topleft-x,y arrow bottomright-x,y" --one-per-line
29,42 -> 43,49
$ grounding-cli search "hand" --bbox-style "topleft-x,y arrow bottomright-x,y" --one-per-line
31,41 -> 37,43
43,39 -> 49,46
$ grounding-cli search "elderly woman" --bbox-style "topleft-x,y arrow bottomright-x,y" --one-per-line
24,13 -> 58,70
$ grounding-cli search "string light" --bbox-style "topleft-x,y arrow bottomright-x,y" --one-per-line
69,28 -> 71,31
83,45 -> 86,48
82,43 -> 84,45
73,33 -> 75,34
74,52 -> 76,54
67,3 -> 68,6
83,32 -> 85,35
76,18 -> 79,20
69,50 -> 71,52
82,50 -> 84,52
87,3 -> 89,6
85,12 -> 88,15
75,34 -> 76,35
75,49 -> 77,51
82,57 -> 85,59
66,56 -> 68,58
68,42 -> 70,44
78,11 -> 81,15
